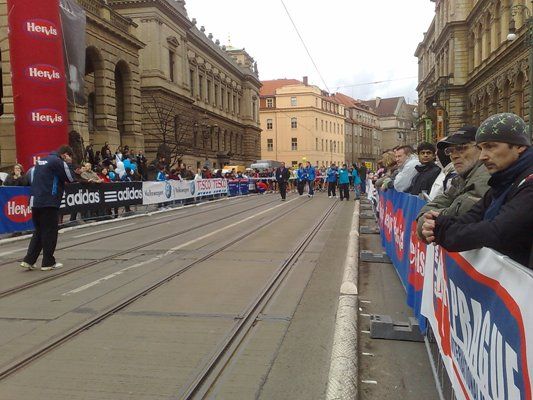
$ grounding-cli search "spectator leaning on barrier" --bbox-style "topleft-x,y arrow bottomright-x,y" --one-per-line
391,145 -> 420,192
3,163 -> 26,186
428,138 -> 457,200
422,113 -> 533,268
20,145 -> 75,271
408,142 -> 441,196
81,162 -> 103,183
416,125 -> 490,240
358,162 -> 367,194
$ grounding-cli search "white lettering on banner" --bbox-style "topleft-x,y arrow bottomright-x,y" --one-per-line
31,111 -> 63,125
446,278 -> 521,400
7,201 -> 31,218
25,21 -> 58,38
28,66 -> 61,82
64,190 -> 100,207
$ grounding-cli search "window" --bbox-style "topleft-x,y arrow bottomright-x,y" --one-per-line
227,92 -> 231,111
315,118 -> 318,130
291,137 -> 298,151
252,100 -> 257,120
207,79 -> 211,103
321,139 -> 324,150
221,88 -> 225,108
189,69 -> 195,95
267,138 -> 273,151
291,96 -> 297,106
169,49 -> 175,82
321,120 -> 324,131
316,138 -> 319,150
291,117 -> 297,129
214,84 -> 219,106
266,119 -> 273,130
198,74 -> 203,99
266,98 -> 274,108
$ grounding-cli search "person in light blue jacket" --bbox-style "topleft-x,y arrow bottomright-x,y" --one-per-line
351,166 -> 362,200
305,161 -> 315,197
338,164 -> 350,201
326,164 -> 338,198
296,163 -> 307,195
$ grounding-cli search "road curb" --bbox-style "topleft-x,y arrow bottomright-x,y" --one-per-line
326,200 -> 360,400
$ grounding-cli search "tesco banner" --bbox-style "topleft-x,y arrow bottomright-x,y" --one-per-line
142,179 -> 228,205
7,0 -> 68,169
0,187 -> 33,234
374,188 -> 533,399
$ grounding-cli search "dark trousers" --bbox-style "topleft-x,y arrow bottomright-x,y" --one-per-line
327,182 -> 336,197
279,181 -> 287,199
24,207 -> 59,267
339,183 -> 349,201
297,181 -> 305,195
307,180 -> 314,195
361,179 -> 366,194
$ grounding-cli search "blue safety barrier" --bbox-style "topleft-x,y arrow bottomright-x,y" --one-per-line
0,186 -> 33,234
227,180 -> 240,197
238,179 -> 249,195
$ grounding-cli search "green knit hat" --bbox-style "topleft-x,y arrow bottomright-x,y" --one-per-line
476,113 -> 531,146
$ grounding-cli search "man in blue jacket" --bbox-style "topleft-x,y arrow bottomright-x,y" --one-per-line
338,164 -> 350,201
20,145 -> 75,271
326,163 -> 338,198
305,161 -> 315,198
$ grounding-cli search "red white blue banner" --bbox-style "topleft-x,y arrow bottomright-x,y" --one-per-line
142,179 -> 228,205
375,187 -> 533,399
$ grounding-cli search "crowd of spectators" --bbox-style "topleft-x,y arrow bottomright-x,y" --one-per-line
371,112 -> 532,269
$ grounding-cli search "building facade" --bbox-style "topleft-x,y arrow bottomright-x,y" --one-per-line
362,97 -> 418,151
0,0 -> 144,167
415,0 -> 529,141
112,0 -> 261,170
332,93 -> 382,167
0,0 -> 261,170
259,78 -> 346,167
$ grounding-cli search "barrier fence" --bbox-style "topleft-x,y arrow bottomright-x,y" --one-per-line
0,178 -> 232,235
368,180 -> 533,400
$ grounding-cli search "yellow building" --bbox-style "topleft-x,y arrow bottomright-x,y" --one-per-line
416,0 -> 529,141
260,78 -> 346,167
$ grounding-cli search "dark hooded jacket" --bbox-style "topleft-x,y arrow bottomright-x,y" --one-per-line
408,162 -> 441,196
434,148 -> 533,268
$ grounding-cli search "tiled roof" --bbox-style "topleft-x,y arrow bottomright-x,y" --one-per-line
361,97 -> 403,117
260,79 -> 302,96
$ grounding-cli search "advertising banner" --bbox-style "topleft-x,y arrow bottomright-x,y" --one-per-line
142,179 -> 228,205
0,187 -> 33,234
376,188 -> 533,399
421,246 -> 533,400
7,0 -> 69,169
59,0 -> 86,105
59,182 -> 143,213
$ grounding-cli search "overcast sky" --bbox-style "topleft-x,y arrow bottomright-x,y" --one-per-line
186,0 -> 436,104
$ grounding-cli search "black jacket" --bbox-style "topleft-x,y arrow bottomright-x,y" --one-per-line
408,162 -> 441,196
434,163 -> 533,268
275,167 -> 290,183
28,152 -> 75,209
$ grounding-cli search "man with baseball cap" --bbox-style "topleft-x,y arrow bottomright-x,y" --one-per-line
416,125 -> 490,240
422,113 -> 533,268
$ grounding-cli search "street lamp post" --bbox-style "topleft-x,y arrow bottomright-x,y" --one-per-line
508,1 -> 533,140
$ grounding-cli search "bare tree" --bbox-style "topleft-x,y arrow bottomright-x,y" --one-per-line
142,93 -> 196,167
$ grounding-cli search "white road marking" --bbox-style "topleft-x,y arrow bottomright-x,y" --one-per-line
361,300 -> 371,304
362,352 -> 374,356
360,313 -> 371,317
361,330 -> 371,334
72,223 -> 135,238
62,198 -> 298,296
0,247 -> 25,257
361,380 -> 378,385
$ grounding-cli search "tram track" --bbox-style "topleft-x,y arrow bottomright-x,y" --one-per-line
0,195 -> 280,298
0,197 -> 314,383
179,200 -> 339,399
0,194 -> 270,267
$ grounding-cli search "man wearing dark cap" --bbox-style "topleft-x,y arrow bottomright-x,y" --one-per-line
422,113 -> 533,268
416,125 -> 490,239
20,145 -> 76,271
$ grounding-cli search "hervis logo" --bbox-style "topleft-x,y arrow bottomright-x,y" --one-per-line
28,109 -> 64,128
26,64 -> 62,85
24,19 -> 59,40
4,195 -> 32,223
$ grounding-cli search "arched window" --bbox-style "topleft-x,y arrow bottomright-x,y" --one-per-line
514,72 -> 525,117
502,79 -> 511,112
291,117 -> 297,129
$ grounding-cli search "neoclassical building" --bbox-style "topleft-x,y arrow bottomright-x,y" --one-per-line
416,0 -> 529,141
259,78 -> 346,167
0,0 -> 261,170
0,0 -> 144,166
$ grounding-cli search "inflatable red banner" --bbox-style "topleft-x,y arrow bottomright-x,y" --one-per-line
7,0 -> 68,169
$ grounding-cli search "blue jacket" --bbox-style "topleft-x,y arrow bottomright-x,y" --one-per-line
306,166 -> 316,181
338,168 -> 350,184
326,167 -> 338,183
156,170 -> 167,181
352,169 -> 362,185
296,168 -> 307,182
28,152 -> 75,208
